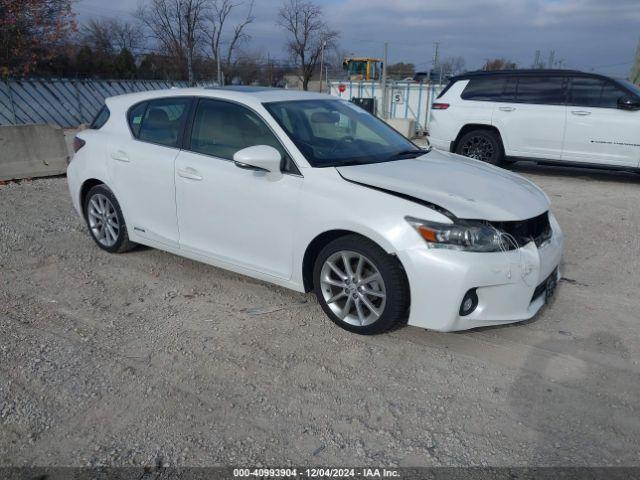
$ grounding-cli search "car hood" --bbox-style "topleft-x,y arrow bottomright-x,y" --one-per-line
336,150 -> 549,221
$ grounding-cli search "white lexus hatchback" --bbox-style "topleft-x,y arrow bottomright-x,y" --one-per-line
68,87 -> 564,334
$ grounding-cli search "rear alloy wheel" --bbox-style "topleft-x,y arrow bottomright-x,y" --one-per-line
84,184 -> 135,253
456,129 -> 504,165
313,235 -> 409,334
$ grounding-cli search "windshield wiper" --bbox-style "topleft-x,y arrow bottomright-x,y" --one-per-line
387,149 -> 427,161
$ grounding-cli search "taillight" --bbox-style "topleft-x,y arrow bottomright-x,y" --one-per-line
73,137 -> 86,153
432,103 -> 450,110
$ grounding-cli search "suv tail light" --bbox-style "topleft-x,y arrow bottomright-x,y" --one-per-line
432,103 -> 450,110
73,136 -> 86,153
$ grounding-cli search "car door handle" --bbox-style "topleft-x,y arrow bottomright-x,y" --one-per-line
571,110 -> 592,116
499,106 -> 516,112
110,150 -> 130,162
177,167 -> 203,181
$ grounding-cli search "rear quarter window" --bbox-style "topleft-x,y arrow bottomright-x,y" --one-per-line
90,105 -> 110,129
128,102 -> 148,137
460,77 -> 508,101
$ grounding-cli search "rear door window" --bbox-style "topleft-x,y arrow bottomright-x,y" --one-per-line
501,77 -> 518,102
137,98 -> 191,148
516,76 -> 566,105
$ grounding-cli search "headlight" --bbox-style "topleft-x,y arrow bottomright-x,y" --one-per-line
406,216 -> 505,252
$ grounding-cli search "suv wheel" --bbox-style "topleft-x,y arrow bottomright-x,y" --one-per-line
84,184 -> 135,253
313,235 -> 410,335
456,129 -> 504,165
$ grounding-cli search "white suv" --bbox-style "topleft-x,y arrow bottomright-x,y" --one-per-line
428,70 -> 640,170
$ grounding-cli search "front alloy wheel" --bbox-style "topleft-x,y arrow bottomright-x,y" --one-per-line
319,251 -> 387,327
313,235 -> 410,334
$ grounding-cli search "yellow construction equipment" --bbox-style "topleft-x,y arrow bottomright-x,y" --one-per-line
343,57 -> 382,81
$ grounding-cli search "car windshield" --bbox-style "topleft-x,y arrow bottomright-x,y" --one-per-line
617,79 -> 640,97
263,99 -> 424,167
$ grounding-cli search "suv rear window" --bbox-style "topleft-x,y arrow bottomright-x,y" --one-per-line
460,77 -> 508,101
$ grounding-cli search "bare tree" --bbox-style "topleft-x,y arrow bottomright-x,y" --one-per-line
440,56 -> 466,77
277,0 -> 338,90
204,0 -> 255,84
137,0 -> 207,84
81,19 -> 113,54
82,18 -> 143,54
111,20 -> 144,53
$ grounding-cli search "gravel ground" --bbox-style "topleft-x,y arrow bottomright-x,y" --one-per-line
1,164 -> 640,468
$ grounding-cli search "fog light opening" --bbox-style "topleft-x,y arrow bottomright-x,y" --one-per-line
459,289 -> 479,316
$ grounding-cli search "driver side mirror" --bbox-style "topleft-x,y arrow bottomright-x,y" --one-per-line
618,95 -> 640,111
233,145 -> 283,178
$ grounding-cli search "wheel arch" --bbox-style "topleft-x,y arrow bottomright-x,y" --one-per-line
80,178 -> 107,216
301,228 -> 404,293
452,123 -> 504,154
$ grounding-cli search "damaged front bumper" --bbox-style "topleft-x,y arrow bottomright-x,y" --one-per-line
398,213 -> 565,332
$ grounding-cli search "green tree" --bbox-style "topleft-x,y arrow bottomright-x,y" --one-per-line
114,48 -> 137,78
75,45 -> 95,77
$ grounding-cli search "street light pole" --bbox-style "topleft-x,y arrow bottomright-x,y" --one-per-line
319,40 -> 327,93
381,42 -> 388,119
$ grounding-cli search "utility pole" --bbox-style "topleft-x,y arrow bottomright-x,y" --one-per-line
433,42 -> 441,85
319,40 -> 327,93
381,42 -> 388,119
325,65 -> 329,93
533,50 -> 541,69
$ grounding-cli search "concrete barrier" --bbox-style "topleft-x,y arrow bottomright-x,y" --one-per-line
0,124 -> 68,181
385,118 -> 416,139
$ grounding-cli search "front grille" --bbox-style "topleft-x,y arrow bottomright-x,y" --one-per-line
489,212 -> 552,250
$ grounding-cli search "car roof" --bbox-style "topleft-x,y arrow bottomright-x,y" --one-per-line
104,86 -> 332,109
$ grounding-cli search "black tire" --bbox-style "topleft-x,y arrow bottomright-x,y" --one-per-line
83,184 -> 136,253
455,129 -> 504,165
313,234 -> 410,335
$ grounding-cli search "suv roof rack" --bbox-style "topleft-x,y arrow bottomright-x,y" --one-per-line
451,69 -> 585,81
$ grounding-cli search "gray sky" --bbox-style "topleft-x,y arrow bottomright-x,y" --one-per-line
75,0 -> 640,78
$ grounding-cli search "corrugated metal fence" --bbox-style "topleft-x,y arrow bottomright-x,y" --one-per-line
0,78 -> 210,128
